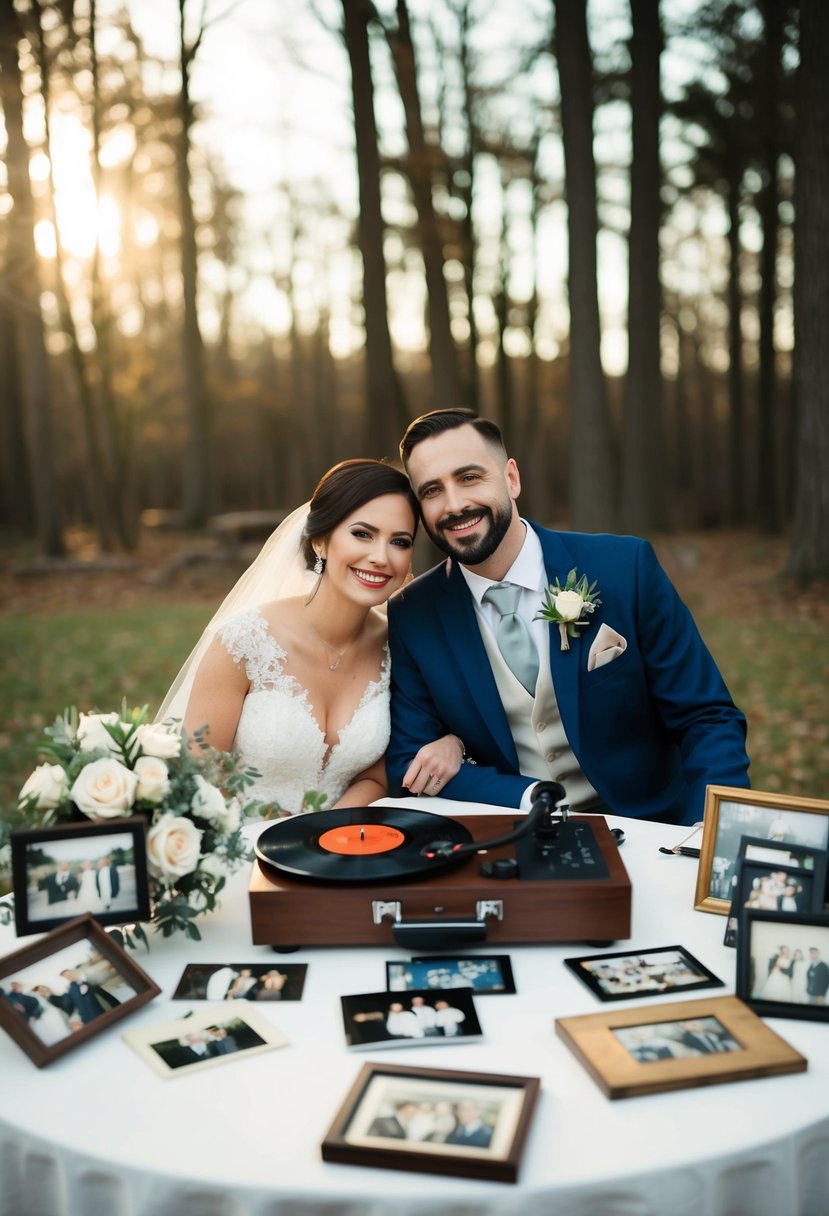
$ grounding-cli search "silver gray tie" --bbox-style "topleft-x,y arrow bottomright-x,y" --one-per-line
482,583 -> 539,694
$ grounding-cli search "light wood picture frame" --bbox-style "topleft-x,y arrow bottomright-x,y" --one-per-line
555,994 -> 807,1100
694,786 -> 829,915
0,914 -> 160,1067
321,1062 -> 540,1183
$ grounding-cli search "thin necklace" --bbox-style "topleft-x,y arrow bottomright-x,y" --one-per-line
307,618 -> 359,671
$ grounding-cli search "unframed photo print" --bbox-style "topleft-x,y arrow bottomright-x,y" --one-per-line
172,961 -> 307,1002
342,988 -> 482,1049
123,1005 -> 290,1078
386,956 -> 515,995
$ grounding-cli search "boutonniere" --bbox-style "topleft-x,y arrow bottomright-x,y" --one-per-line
535,568 -> 601,652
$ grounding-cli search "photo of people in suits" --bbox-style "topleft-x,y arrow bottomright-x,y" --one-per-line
614,1014 -> 741,1062
171,961 -> 307,1002
123,1007 -> 289,1078
21,830 -> 141,928
342,988 -> 482,1049
745,916 -> 829,1012
0,938 -> 136,1046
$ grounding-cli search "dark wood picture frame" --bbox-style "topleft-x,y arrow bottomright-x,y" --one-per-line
694,786 -> 829,915
736,909 -> 829,1022
0,914 -> 160,1067
11,816 -> 151,936
321,1062 -> 540,1183
723,843 -> 827,949
564,944 -> 724,1002
555,994 -> 807,1100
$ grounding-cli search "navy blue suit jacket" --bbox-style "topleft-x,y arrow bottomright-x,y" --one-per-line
387,524 -> 749,826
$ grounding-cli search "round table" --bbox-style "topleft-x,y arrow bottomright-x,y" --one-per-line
1,801 -> 827,1216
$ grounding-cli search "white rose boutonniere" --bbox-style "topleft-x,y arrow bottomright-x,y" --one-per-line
536,568 -> 601,652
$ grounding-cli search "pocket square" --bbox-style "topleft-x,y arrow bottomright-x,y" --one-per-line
588,623 -> 627,672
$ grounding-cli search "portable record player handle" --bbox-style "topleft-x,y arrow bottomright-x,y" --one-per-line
372,899 -> 503,950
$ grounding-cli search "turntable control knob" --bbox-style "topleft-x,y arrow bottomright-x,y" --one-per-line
479,857 -> 519,879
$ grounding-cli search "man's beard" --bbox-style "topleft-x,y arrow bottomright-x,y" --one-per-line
425,502 -> 513,566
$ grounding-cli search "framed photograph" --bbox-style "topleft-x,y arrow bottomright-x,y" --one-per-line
0,914 -> 160,1067
171,961 -> 307,1002
386,955 -> 515,996
11,817 -> 150,936
694,786 -> 829,915
555,994 -> 806,1100
122,1004 -> 290,1078
736,909 -> 829,1022
564,945 -> 724,1002
723,845 -> 827,949
321,1062 -> 540,1183
341,988 -> 482,1049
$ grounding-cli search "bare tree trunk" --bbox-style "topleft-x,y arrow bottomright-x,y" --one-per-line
0,297 -> 33,528
494,180 -> 512,449
178,0 -> 212,526
386,0 -> 461,404
554,0 -> 616,529
622,0 -> 664,534
786,0 -> 829,580
342,0 -> 406,458
0,0 -> 64,554
725,157 -> 746,524
456,1 -> 481,409
755,0 -> 784,533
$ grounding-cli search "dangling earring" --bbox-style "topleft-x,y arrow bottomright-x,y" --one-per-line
314,553 -> 325,576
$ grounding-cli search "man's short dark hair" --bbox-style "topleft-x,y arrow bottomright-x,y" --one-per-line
399,408 -> 505,464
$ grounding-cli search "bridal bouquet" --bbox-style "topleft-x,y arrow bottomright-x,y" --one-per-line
10,704 -> 264,944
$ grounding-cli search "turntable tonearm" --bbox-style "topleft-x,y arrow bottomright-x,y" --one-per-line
248,785 -> 632,950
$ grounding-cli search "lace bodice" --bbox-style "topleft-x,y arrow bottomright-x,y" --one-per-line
218,609 -> 390,814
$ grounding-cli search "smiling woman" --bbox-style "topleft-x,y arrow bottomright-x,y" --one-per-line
156,459 -> 463,817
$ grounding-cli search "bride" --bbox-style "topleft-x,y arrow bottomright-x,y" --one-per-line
158,459 -> 462,814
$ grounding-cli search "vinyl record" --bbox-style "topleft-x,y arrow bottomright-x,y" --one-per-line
254,807 -> 474,883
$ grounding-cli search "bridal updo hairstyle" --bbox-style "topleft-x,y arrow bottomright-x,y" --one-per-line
301,459 -> 418,570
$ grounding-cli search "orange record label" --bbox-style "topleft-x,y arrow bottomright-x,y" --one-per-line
317,824 -> 406,856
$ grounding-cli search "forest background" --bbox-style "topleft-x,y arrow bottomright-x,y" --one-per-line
0,0 -> 827,816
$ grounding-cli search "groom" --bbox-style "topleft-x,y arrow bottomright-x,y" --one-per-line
386,409 -> 750,826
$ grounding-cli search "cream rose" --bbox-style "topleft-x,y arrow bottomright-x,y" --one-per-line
147,813 -> 203,880
18,763 -> 69,810
77,712 -> 131,756
198,853 -> 229,883
190,774 -> 228,825
553,590 -> 586,622
70,758 -> 138,819
134,755 -> 170,804
134,721 -> 182,761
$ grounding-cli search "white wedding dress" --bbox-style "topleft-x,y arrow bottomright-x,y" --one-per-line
218,608 -> 391,814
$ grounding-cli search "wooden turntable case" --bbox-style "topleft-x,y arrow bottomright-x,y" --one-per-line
248,814 -> 632,949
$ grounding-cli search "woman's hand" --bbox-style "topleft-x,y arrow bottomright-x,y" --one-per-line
402,735 -> 464,797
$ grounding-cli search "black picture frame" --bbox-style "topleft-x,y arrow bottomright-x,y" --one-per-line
723,844 -> 827,949
11,817 -> 151,936
564,945 -> 724,1002
386,955 -> 515,995
0,914 -> 160,1067
321,1062 -> 540,1182
736,909 -> 829,1022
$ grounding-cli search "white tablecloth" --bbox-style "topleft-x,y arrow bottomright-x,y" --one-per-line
1,801 -> 827,1216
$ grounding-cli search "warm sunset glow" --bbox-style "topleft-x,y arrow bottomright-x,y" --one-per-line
30,114 -> 124,260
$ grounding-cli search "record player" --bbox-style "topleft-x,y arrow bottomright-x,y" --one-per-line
248,786 -> 632,950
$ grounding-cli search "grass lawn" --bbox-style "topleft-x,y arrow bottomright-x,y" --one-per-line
1,530 -> 826,812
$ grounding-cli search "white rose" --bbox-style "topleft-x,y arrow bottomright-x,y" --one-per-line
134,755 -> 170,804
553,590 -> 586,622
70,758 -> 138,819
147,813 -> 203,880
216,796 -> 241,834
77,712 -> 130,756
190,774 -> 228,825
198,853 -> 229,883
18,763 -> 69,810
134,721 -> 182,760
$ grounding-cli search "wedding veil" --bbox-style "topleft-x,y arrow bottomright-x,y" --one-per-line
156,502 -> 315,725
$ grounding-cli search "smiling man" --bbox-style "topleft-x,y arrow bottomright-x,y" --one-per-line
387,408 -> 750,826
